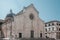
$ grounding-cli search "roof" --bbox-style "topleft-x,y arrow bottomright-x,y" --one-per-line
6,9 -> 15,18
45,20 -> 60,24
15,4 -> 39,16
6,13 -> 15,18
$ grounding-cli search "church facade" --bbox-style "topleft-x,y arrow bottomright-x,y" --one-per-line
0,4 -> 45,39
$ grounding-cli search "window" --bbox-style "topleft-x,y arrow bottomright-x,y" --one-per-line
46,36 -> 49,38
40,33 -> 42,37
57,28 -> 58,31
0,28 -> 1,31
52,23 -> 54,25
45,33 -> 47,34
45,28 -> 47,32
31,30 -> 34,38
45,24 -> 47,27
19,33 -> 22,38
49,28 -> 50,31
0,25 -> 1,31
59,24 -> 60,26
29,14 -> 34,20
52,27 -> 54,31
57,23 -> 60,26
57,23 -> 58,25
48,24 -> 50,26
59,28 -> 60,31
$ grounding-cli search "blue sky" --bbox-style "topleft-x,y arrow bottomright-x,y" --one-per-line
0,0 -> 60,22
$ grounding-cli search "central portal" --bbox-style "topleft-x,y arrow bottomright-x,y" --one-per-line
31,30 -> 34,38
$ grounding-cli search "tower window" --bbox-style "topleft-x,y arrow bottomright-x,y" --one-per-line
19,33 -> 22,38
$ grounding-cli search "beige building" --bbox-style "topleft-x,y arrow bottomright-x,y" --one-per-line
45,20 -> 60,39
0,4 -> 45,39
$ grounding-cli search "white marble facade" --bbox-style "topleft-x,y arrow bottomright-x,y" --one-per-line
1,4 -> 45,38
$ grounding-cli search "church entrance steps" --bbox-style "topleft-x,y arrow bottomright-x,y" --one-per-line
0,38 -> 55,40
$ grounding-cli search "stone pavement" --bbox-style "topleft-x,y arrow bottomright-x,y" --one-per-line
0,38 -> 55,40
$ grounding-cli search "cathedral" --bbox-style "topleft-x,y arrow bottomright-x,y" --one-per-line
0,4 -> 45,39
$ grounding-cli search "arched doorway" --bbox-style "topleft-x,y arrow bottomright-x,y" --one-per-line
31,30 -> 34,38
40,33 -> 42,38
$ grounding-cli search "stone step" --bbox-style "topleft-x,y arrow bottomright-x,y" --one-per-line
0,38 -> 55,40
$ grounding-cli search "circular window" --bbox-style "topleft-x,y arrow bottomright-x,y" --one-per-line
29,14 -> 34,20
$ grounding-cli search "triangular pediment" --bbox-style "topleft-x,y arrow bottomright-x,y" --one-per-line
16,4 -> 39,16
24,4 -> 39,13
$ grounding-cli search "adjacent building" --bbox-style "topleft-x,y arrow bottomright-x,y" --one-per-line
45,20 -> 60,39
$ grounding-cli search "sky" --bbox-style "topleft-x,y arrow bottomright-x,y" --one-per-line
0,0 -> 60,22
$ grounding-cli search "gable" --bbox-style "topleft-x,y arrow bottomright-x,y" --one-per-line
15,4 -> 39,17
24,4 -> 39,14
